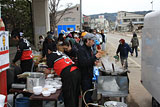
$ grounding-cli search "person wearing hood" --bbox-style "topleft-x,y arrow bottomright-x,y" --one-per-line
42,34 -> 57,58
116,39 -> 132,70
131,32 -> 139,57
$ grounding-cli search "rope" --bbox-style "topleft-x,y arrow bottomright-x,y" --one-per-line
82,88 -> 104,107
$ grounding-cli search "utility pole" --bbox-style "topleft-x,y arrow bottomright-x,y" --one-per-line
151,0 -> 153,11
0,3 -> 1,18
80,0 -> 82,31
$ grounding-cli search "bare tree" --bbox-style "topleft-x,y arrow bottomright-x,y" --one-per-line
49,0 -> 73,31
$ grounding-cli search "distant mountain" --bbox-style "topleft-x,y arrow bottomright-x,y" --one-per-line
89,11 -> 152,22
131,10 -> 152,15
89,13 -> 117,22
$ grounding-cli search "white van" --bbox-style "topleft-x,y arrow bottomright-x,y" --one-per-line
142,11 -> 160,107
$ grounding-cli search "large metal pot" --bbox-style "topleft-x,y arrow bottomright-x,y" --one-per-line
27,72 -> 45,92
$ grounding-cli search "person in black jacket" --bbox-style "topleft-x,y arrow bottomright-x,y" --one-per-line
77,33 -> 101,107
101,29 -> 107,51
11,30 -> 33,73
42,34 -> 57,58
62,39 -> 79,65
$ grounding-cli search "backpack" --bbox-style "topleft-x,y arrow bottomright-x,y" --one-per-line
131,37 -> 139,47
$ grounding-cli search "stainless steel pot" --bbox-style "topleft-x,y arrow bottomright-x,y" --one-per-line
27,72 -> 45,92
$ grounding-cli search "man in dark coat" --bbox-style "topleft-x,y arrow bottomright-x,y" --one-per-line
77,33 -> 101,107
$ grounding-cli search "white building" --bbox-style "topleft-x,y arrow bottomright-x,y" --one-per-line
90,15 -> 109,31
56,4 -> 80,31
116,11 -> 145,31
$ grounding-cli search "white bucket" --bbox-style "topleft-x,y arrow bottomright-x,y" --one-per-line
0,94 -> 6,107
104,101 -> 127,107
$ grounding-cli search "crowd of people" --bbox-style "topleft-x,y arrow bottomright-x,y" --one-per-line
11,28 -> 139,107
42,30 -> 106,107
11,29 -> 106,107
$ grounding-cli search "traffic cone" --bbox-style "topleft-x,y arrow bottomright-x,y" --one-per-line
0,18 -> 5,31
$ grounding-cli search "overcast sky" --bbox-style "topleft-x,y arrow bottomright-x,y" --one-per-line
59,0 -> 160,15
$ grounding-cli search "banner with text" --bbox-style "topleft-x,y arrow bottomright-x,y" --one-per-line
0,31 -> 9,72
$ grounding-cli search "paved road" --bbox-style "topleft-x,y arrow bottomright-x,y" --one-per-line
106,33 -> 152,107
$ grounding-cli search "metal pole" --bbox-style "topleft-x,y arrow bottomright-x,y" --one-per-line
152,1 -> 153,11
151,0 -> 153,11
80,0 -> 82,31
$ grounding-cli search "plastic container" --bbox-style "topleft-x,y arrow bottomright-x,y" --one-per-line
15,97 -> 30,107
0,94 -> 6,107
104,101 -> 127,107
42,91 -> 51,97
33,86 -> 43,95
114,55 -> 119,62
92,66 -> 99,82
48,88 -> 56,93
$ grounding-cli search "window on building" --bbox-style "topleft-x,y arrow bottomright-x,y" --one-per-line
132,19 -> 137,22
84,22 -> 88,25
139,18 -> 144,22
123,19 -> 130,22
77,7 -> 79,11
64,17 -> 76,22
67,28 -> 74,31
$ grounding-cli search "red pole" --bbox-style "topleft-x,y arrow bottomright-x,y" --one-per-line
0,18 -> 7,107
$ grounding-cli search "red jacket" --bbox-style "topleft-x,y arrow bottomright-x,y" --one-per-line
13,38 -> 33,63
47,51 -> 77,76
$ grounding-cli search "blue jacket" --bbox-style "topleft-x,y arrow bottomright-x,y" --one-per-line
116,43 -> 132,58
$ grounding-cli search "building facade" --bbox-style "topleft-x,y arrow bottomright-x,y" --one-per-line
83,15 -> 91,31
116,11 -> 145,31
56,4 -> 80,34
90,15 -> 110,31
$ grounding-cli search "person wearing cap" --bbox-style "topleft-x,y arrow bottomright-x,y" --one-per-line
77,33 -> 101,107
11,30 -> 33,73
45,46 -> 81,107
89,29 -> 101,54
116,39 -> 132,70
79,31 -> 87,46
42,34 -> 57,58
